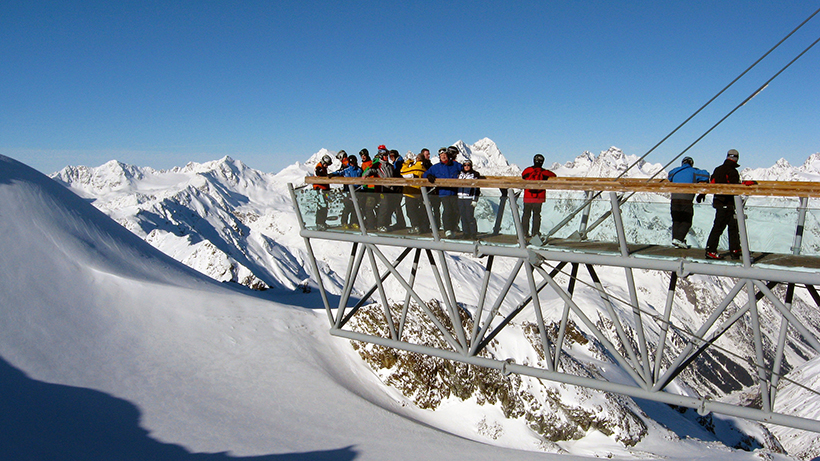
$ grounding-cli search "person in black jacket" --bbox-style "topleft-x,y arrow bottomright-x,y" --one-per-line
701,149 -> 742,259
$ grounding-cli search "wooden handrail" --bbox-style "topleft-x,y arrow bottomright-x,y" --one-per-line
303,176 -> 820,198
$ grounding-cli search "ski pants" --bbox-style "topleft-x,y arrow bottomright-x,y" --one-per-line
522,202 -> 543,236
670,199 -> 694,242
458,200 -> 477,236
706,205 -> 740,253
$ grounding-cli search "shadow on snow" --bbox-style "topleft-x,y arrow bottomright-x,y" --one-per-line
0,356 -> 357,461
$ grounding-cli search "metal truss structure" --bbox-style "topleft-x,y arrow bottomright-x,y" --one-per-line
290,177 -> 820,432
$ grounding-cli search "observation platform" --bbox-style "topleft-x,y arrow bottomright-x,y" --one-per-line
315,224 -> 820,270
291,175 -> 820,432
296,176 -> 820,278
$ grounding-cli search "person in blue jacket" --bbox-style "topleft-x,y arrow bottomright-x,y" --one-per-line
329,155 -> 364,229
423,146 -> 462,238
667,156 -> 709,248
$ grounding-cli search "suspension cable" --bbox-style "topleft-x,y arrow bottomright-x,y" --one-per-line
545,7 -> 820,239
571,31 -> 820,239
624,5 -> 820,179
655,31 -> 820,177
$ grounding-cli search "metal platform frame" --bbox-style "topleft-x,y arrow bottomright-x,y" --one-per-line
290,179 -> 820,432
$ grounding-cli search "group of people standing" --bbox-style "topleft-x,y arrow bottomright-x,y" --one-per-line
314,145 -> 485,239
316,145 -> 755,258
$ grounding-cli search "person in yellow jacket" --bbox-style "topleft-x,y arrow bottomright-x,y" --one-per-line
401,153 -> 429,234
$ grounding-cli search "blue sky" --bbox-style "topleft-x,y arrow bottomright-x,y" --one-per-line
2,1 -> 818,174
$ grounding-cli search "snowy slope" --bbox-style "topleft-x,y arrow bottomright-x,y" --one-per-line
1,153 -> 810,459
1,154 -> 579,460
19,140 -> 820,458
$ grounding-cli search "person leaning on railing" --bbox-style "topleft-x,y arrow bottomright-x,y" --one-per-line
457,159 -> 481,240
401,152 -> 429,234
667,156 -> 709,249
424,146 -> 463,238
329,154 -> 363,230
312,154 -> 333,231
521,154 -> 556,239
358,148 -> 377,229
388,149 -> 407,230
699,149 -> 757,260
367,147 -> 397,232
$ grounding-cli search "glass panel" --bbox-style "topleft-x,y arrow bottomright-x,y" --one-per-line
741,197 -> 801,255
294,186 -> 349,232
293,183 -> 820,256
805,207 -> 820,256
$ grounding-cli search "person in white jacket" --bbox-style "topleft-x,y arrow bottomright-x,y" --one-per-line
457,159 -> 481,239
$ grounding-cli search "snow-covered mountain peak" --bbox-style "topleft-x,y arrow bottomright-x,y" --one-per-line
801,152 -> 820,175
552,147 -> 665,178
452,138 -> 520,176
52,159 -> 153,197
741,153 -> 820,182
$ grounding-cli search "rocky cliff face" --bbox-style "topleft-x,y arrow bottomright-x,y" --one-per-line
347,299 -> 650,447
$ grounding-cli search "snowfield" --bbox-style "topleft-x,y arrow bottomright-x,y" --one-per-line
3,141 -> 820,459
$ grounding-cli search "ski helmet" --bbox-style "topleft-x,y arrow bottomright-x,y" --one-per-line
336,150 -> 347,160
348,155 -> 358,165
682,156 -> 694,166
463,159 -> 473,167
533,154 -> 545,167
446,146 -> 459,160
321,155 -> 332,166
438,147 -> 447,155
359,148 -> 369,157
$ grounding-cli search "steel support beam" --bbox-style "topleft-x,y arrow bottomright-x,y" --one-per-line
299,230 -> 820,286
331,328 -> 820,433
291,181 -> 820,433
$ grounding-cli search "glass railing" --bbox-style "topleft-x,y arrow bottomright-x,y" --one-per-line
293,185 -> 820,257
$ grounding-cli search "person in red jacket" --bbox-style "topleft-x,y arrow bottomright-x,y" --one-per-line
521,154 -> 556,238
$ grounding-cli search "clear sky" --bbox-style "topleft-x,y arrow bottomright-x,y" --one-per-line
2,1 -> 819,174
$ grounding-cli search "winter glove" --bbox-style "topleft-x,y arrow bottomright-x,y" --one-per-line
426,173 -> 436,183
471,201 -> 477,207
742,180 -> 758,186
696,194 -> 706,203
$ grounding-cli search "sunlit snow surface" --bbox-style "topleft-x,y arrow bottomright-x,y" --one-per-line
2,143 -> 819,459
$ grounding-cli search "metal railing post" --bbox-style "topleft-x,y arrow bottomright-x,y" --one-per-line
610,192 -> 651,386
289,184 -> 334,324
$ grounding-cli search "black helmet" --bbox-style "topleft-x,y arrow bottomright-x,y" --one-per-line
359,148 -> 369,157
348,155 -> 358,165
682,156 -> 694,166
446,146 -> 459,160
321,154 -> 332,166
533,154 -> 545,167
336,150 -> 347,160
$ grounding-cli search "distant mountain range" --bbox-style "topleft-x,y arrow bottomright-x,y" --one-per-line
50,138 -> 820,291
